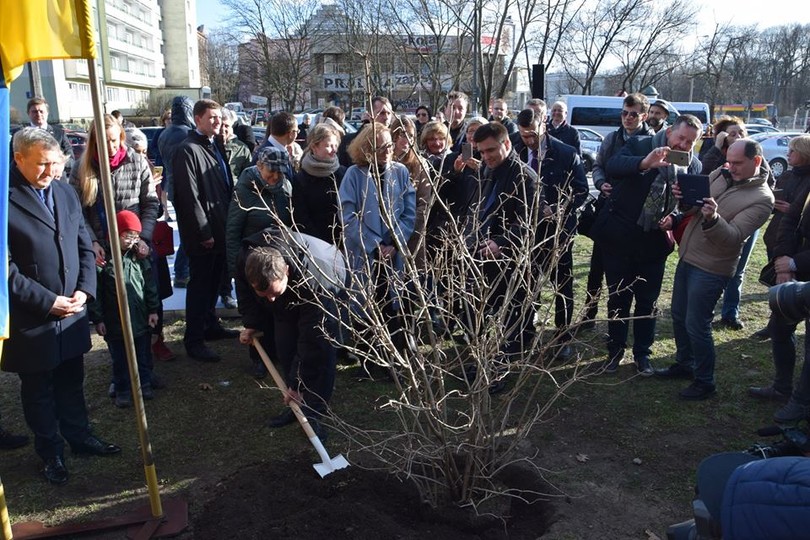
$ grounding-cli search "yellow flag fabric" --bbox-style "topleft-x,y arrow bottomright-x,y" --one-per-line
0,0 -> 96,85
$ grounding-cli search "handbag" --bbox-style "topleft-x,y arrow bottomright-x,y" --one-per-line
758,260 -> 777,287
152,221 -> 175,258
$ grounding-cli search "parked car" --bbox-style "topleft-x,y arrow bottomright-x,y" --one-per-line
748,118 -> 773,126
744,124 -> 780,135
575,126 -> 603,173
757,132 -> 801,178
65,130 -> 87,161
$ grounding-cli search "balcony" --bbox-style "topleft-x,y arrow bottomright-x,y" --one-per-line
107,35 -> 159,61
109,67 -> 163,88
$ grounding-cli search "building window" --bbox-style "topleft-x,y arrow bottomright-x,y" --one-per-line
106,87 -> 121,102
110,55 -> 120,70
68,82 -> 91,101
127,89 -> 137,103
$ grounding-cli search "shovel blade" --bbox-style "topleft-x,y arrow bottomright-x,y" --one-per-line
313,454 -> 350,478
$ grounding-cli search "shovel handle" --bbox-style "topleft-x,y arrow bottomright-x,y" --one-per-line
251,336 -> 319,440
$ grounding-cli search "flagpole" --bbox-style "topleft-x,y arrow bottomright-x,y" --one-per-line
86,59 -> 164,520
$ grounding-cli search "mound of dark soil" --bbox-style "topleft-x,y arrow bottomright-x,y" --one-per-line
191,451 -> 554,539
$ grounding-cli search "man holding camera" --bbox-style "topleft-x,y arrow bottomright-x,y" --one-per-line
658,139 -> 773,399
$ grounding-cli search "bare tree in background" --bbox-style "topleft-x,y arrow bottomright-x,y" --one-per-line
561,0 -> 645,94
612,0 -> 696,93
524,0 -> 585,96
222,0 -> 323,111
203,29 -> 240,105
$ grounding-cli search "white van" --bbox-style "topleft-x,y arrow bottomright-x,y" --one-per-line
557,95 -> 710,137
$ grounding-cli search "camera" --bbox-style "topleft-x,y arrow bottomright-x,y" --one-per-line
769,281 -> 810,323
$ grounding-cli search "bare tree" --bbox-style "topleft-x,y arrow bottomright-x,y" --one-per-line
561,0 -> 645,95
612,0 -> 696,93
222,0 -> 323,111
524,0 -> 586,96
203,29 -> 240,105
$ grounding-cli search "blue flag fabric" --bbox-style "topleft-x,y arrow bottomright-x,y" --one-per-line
0,71 -> 10,339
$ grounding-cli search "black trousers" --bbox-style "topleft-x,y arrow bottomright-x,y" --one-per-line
18,355 -> 92,460
184,251 -> 226,347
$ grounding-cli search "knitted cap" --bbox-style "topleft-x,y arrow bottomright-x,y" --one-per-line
256,146 -> 289,173
125,127 -> 148,151
650,100 -> 672,116
116,210 -> 142,233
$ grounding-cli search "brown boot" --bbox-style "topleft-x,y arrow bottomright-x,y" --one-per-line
151,334 -> 177,362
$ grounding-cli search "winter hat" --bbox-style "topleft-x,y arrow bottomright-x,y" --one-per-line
650,100 -> 672,117
125,127 -> 148,152
256,146 -> 289,173
116,210 -> 142,233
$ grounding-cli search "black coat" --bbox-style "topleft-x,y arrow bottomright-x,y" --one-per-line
292,165 -> 346,245
173,130 -> 234,256
3,166 -> 96,373
519,135 -> 589,234
546,121 -> 581,156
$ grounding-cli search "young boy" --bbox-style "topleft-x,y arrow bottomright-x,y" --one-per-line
90,210 -> 159,408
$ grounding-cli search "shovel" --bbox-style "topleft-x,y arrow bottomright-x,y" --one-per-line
252,336 -> 350,478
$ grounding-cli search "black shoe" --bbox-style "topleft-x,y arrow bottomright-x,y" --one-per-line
108,382 -> 116,398
774,400 -> 810,423
186,344 -> 221,362
654,363 -> 694,379
220,295 -> 238,309
547,344 -> 573,361
636,357 -> 654,377
204,326 -> 239,341
336,348 -> 359,366
70,436 -> 121,456
751,327 -> 771,341
748,385 -> 790,403
114,392 -> 132,408
268,408 -> 297,428
678,382 -> 716,400
0,426 -> 29,450
43,456 -> 68,485
713,317 -> 744,331
141,385 -> 154,400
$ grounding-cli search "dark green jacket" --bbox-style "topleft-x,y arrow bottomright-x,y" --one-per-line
225,166 -> 292,276
89,251 -> 160,340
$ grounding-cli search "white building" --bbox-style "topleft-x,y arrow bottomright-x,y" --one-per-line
10,0 -> 200,123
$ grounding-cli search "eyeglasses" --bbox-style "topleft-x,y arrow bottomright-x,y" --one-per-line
376,142 -> 393,153
121,231 -> 140,241
621,110 -> 640,119
416,112 -> 429,118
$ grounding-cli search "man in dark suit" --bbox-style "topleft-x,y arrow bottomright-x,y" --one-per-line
516,107 -> 589,357
15,97 -> 75,173
4,128 -> 120,485
173,99 -> 239,362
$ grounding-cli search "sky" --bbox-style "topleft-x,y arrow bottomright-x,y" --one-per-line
196,0 -> 808,34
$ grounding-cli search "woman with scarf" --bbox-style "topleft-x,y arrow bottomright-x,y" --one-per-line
291,123 -> 345,245
69,114 -> 161,394
70,114 -> 159,264
226,146 -> 292,381
339,122 -> 416,377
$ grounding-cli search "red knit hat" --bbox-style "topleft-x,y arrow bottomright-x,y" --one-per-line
116,210 -> 142,233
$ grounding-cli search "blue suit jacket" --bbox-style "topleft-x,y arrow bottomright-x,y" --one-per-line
3,166 -> 96,373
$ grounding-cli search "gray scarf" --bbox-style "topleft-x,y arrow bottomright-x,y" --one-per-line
301,151 -> 339,177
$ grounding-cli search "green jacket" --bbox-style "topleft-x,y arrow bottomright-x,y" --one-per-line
225,166 -> 292,276
225,137 -> 252,181
89,251 -> 160,340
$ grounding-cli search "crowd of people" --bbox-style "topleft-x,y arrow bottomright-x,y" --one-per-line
3,91 -> 810,486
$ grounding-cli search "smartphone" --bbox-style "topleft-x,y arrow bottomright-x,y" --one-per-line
462,142 -> 473,161
720,168 -> 733,181
772,188 -> 785,201
153,165 -> 164,176
667,150 -> 690,167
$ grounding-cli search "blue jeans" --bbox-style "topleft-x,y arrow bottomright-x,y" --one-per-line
769,315 -> 810,404
602,253 -> 667,362
107,334 -> 153,396
720,230 -> 759,320
671,261 -> 729,387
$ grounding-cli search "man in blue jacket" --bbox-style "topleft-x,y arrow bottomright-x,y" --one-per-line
4,128 -> 120,484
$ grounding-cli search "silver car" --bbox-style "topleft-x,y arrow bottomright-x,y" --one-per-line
576,127 -> 603,173
752,132 -> 801,178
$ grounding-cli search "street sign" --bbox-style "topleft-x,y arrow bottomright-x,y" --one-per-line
249,95 -> 268,106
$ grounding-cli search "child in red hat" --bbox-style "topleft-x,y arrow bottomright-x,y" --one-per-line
89,210 -> 160,408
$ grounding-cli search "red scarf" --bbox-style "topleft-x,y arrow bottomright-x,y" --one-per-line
109,145 -> 127,170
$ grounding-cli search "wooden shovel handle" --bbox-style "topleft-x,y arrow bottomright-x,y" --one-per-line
251,336 -> 318,440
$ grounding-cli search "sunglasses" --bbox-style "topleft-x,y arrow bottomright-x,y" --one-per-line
621,110 -> 640,119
